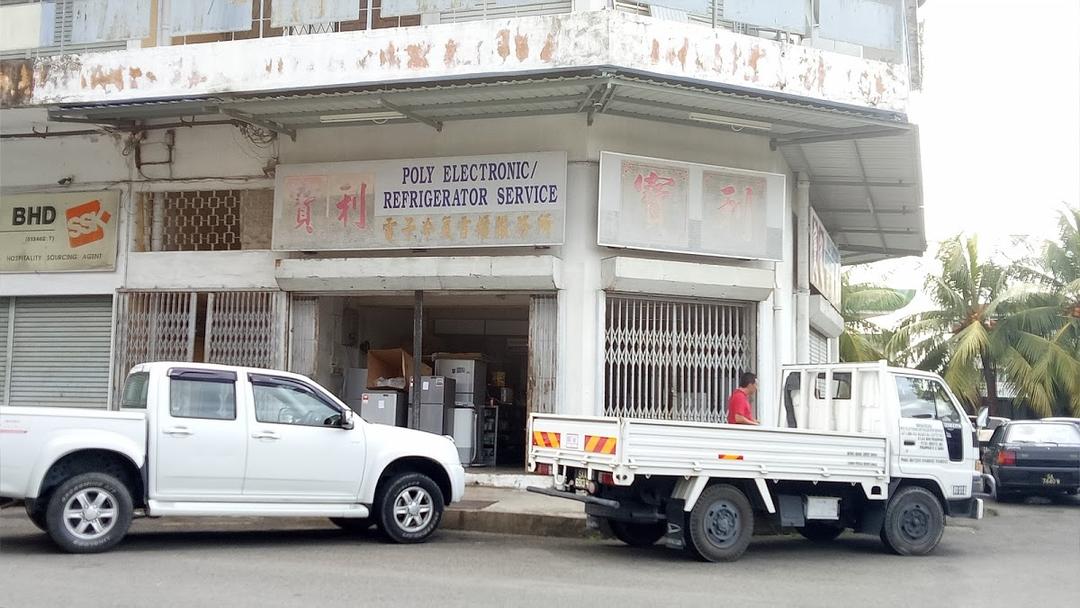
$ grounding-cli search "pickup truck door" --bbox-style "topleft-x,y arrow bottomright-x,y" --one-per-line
154,369 -> 247,499
242,374 -> 366,501
894,375 -> 974,497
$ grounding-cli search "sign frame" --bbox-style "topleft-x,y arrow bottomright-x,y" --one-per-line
272,152 -> 567,252
1,190 -> 121,273
597,151 -> 785,262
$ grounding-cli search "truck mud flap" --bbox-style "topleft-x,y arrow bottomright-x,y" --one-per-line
662,499 -> 687,550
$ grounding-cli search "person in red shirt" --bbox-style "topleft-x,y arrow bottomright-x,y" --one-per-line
727,372 -> 759,425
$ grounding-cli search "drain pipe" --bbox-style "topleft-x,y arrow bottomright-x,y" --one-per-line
795,173 -> 811,364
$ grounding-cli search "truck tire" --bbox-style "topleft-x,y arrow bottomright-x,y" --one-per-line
879,486 -> 945,556
685,484 -> 754,562
375,472 -> 445,544
24,501 -> 47,531
797,521 -> 844,543
329,517 -> 374,532
608,520 -> 668,547
45,472 -> 133,554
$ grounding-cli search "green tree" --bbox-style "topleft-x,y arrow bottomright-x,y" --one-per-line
839,273 -> 914,363
892,236 -> 1011,415
998,205 -> 1080,417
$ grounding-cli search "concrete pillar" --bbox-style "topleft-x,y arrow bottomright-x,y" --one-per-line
795,173 -> 811,364
556,161 -> 602,417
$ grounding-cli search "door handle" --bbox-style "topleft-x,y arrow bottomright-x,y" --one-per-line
251,431 -> 280,440
163,427 -> 193,437
903,440 -> 916,446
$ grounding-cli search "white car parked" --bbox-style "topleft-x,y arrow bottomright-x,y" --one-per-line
0,362 -> 465,553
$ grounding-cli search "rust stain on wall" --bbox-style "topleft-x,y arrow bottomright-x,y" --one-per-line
265,59 -> 272,74
128,67 -> 142,88
650,40 -> 660,64
444,39 -> 459,67
276,58 -> 284,74
713,44 -> 724,74
731,44 -> 741,75
677,39 -> 688,70
816,57 -> 827,93
514,32 -> 529,62
0,60 -> 34,108
380,42 -> 400,69
187,70 -> 207,88
406,43 -> 431,69
496,29 -> 511,61
748,46 -> 765,82
540,32 -> 557,62
874,75 -> 885,95
89,66 -> 125,91
146,71 -> 156,82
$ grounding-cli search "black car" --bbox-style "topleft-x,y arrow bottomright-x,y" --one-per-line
982,421 -> 1080,501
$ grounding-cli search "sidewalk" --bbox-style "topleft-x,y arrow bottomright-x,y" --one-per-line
443,485 -> 587,538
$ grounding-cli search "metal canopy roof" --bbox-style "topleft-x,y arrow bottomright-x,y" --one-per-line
49,69 -> 924,263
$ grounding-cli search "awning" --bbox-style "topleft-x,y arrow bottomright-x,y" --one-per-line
47,69 -> 924,263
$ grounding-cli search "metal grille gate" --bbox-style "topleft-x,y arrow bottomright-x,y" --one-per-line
604,295 -> 756,423
114,291 -> 286,402
527,294 -> 558,414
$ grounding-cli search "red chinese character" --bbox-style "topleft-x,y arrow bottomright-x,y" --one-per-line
294,192 -> 315,234
335,182 -> 367,230
633,171 -> 676,227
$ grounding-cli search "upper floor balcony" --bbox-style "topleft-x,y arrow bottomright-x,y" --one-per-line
0,0 -> 919,113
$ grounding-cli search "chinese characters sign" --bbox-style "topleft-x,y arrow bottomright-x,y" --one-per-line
273,152 -> 566,251
810,207 -> 842,308
1,191 -> 120,272
598,152 -> 784,260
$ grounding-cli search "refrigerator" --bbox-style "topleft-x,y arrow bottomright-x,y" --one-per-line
434,359 -> 488,465
358,391 -> 407,427
411,376 -> 456,435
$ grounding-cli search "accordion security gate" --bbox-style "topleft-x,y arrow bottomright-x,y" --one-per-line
114,291 -> 286,402
604,295 -> 756,423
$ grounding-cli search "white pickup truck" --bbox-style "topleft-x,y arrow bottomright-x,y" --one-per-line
0,362 -> 465,553
528,362 -> 991,562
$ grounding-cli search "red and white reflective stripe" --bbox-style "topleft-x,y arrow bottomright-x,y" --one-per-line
532,431 -> 561,448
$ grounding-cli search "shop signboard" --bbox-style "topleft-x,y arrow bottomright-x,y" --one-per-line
810,207 -> 842,308
598,152 -> 784,261
0,191 -> 120,272
272,152 -> 567,251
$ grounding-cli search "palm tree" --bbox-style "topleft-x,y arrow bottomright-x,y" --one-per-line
839,273 -> 914,363
998,205 -> 1080,417
892,236 -> 1012,415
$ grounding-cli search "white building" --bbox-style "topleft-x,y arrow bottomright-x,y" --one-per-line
0,1 -> 925,466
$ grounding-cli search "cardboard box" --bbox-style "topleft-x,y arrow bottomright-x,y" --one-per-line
366,348 -> 432,390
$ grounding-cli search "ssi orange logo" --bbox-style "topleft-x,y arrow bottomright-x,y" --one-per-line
66,200 -> 111,248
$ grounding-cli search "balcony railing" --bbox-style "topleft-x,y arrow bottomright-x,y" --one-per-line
1,0 -> 915,70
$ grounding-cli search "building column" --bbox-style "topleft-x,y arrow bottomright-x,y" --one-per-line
795,173 -> 811,364
556,160 -> 602,417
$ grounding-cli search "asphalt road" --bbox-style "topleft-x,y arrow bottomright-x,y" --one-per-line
1,497 -> 1078,608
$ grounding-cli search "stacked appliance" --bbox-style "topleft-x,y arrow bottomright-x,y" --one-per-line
435,357 -> 488,465
345,368 -> 408,427
412,376 -> 456,436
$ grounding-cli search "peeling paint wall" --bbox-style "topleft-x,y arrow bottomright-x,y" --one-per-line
2,11 -> 908,112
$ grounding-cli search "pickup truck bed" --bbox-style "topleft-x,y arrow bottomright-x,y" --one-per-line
530,415 -> 888,492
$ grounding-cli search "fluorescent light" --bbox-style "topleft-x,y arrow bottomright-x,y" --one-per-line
319,111 -> 405,124
687,113 -> 772,131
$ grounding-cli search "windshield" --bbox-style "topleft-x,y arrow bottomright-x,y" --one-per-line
1005,423 -> 1080,445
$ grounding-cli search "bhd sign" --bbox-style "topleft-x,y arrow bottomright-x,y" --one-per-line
1,192 -> 120,272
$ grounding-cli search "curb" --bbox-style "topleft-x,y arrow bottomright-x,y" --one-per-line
442,508 -> 587,538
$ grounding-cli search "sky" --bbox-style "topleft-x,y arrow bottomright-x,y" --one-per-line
850,0 -> 1080,316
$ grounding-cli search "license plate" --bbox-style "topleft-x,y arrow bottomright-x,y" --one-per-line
1042,473 -> 1061,486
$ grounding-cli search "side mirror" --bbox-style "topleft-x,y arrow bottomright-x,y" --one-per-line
341,408 -> 356,430
975,406 -> 990,429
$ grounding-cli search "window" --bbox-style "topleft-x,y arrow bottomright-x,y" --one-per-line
169,373 -> 236,420
251,375 -> 342,427
895,376 -> 962,423
814,373 -> 852,400
1005,424 -> 1080,445
120,372 -> 150,409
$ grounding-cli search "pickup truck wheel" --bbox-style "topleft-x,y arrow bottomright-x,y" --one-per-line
376,473 -> 445,544
24,502 -> 47,531
685,484 -> 754,562
797,521 -> 844,543
45,472 -> 133,554
608,520 -> 668,547
880,486 -> 944,556
329,517 -> 374,532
